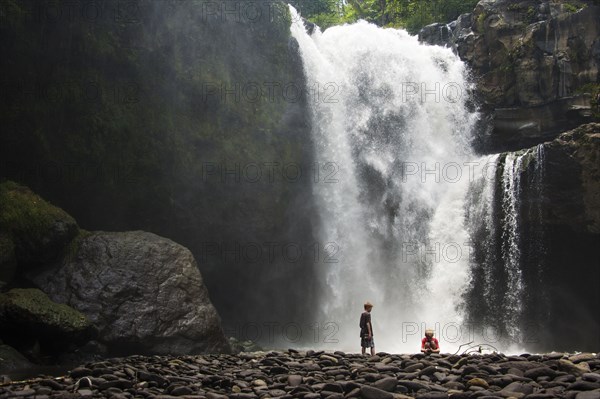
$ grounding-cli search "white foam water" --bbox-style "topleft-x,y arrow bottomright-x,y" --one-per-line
289,7 -> 510,353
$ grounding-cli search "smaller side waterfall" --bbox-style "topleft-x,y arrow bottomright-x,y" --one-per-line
500,152 -> 525,338
464,146 -> 547,349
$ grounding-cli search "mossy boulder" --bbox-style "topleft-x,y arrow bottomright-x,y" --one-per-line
0,288 -> 93,354
30,231 -> 230,355
0,181 -> 79,266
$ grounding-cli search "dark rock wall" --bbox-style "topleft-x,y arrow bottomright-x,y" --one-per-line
0,0 -> 319,339
420,0 -> 600,152
464,124 -> 600,351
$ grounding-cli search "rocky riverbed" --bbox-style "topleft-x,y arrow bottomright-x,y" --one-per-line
1,350 -> 599,399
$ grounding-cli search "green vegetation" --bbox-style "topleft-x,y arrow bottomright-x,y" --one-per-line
0,181 -> 77,244
0,288 -> 91,332
290,0 -> 479,33
562,1 -> 586,13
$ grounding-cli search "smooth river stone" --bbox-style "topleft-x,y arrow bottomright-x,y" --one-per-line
359,385 -> 393,399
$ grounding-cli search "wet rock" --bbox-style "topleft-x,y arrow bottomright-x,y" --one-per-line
0,288 -> 93,353
560,359 -> 592,376
570,354 -> 598,364
30,231 -> 230,355
575,391 -> 600,399
372,377 -> 397,392
501,381 -> 534,395
397,380 -> 430,392
467,378 -> 489,389
583,374 -> 600,383
0,181 -> 79,266
0,351 -> 598,399
359,385 -> 393,399
567,381 -> 600,391
415,393 -> 448,399
288,375 -> 303,386
524,367 -> 557,379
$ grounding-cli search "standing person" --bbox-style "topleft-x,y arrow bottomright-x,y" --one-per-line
359,302 -> 375,355
421,328 -> 440,354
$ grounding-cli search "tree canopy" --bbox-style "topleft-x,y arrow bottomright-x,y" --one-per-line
289,0 -> 480,33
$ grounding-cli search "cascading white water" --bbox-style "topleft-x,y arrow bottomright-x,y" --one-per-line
500,153 -> 524,338
290,7 -> 481,353
462,147 -> 547,352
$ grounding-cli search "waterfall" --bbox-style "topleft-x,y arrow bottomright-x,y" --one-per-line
500,152 -> 525,338
290,7 -> 480,353
463,146 -> 547,351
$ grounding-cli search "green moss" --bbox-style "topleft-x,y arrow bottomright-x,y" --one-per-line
0,181 -> 77,244
476,12 -> 486,33
563,2 -> 584,13
575,83 -> 600,96
526,6 -> 536,22
0,288 -> 91,332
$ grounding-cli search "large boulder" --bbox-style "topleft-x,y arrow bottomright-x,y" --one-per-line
420,1 -> 600,152
0,181 -> 79,266
29,231 -> 230,355
0,288 -> 93,354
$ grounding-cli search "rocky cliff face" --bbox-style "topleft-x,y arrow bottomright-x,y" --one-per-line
0,0 -> 319,334
420,0 -> 600,152
464,123 -> 600,351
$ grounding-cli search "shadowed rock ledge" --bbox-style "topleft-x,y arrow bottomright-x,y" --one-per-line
419,0 -> 600,153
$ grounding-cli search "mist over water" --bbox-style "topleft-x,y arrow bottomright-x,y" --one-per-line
290,7 -> 487,353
